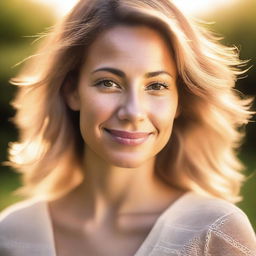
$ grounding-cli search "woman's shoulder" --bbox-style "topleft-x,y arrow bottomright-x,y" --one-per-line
171,191 -> 255,235
0,199 -> 54,255
0,198 -> 49,237
164,191 -> 248,224
0,198 -> 47,225
160,192 -> 256,255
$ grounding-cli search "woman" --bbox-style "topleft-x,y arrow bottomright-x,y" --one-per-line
0,0 -> 255,255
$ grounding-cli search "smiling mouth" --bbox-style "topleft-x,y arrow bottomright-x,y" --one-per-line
104,128 -> 152,146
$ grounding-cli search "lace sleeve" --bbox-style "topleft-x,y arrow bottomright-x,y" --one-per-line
205,210 -> 256,255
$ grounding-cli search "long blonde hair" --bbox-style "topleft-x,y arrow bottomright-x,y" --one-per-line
8,0 -> 253,202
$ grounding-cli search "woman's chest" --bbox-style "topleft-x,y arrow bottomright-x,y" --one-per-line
53,226 -> 151,256
49,200 -> 164,256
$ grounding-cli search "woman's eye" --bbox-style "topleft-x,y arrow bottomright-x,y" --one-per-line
146,82 -> 169,91
95,79 -> 120,89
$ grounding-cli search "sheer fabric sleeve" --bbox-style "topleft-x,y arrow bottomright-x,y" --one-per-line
0,200 -> 55,256
205,210 -> 256,255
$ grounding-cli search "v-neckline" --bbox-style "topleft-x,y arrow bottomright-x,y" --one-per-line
44,191 -> 191,256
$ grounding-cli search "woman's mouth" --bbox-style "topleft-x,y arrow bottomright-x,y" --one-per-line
104,128 -> 152,146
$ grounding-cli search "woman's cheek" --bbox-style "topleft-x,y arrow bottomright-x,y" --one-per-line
150,96 -> 178,124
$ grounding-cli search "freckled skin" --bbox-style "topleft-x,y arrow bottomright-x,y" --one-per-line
68,25 -> 179,168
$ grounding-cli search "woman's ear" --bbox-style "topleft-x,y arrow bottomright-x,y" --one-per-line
62,73 -> 80,111
65,89 -> 80,111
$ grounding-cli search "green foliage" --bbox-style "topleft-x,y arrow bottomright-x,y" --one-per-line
0,0 -> 56,186
0,0 -> 56,112
238,152 -> 256,230
0,0 -> 55,43
198,0 -> 256,150
0,169 -> 23,210
200,0 -> 256,94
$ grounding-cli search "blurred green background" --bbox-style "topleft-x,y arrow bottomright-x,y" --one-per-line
0,0 -> 255,229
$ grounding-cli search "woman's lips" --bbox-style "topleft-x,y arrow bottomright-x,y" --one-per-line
104,128 -> 152,145
105,129 -> 151,139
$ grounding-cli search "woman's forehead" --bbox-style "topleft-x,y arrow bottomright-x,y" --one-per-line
81,25 -> 177,77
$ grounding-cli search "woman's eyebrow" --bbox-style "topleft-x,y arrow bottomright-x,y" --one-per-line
145,71 -> 174,78
92,67 -> 125,78
92,67 -> 174,78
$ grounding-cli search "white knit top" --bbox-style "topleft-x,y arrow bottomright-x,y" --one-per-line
0,192 -> 255,255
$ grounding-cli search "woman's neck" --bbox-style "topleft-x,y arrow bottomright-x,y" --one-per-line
49,148 -> 181,232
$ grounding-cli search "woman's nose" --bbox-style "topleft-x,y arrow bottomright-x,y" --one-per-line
117,91 -> 146,122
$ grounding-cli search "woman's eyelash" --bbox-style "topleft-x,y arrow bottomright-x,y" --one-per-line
146,82 -> 169,90
93,79 -> 169,91
94,79 -> 120,88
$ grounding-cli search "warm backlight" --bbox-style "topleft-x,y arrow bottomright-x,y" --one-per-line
30,0 -> 237,17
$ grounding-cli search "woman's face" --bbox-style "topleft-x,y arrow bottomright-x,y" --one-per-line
68,25 -> 179,168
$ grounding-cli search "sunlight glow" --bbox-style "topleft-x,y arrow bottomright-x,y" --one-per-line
31,0 -> 237,17
172,0 -> 238,16
31,0 -> 78,16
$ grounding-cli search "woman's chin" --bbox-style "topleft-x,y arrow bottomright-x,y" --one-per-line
105,155 -> 153,169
